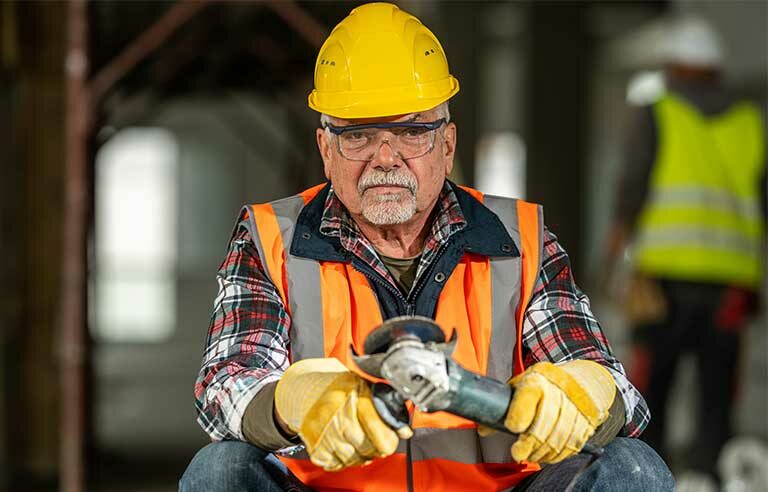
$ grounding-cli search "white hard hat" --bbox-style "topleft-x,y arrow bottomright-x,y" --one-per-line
664,16 -> 724,67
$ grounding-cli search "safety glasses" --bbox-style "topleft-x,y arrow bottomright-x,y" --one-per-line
324,119 -> 447,161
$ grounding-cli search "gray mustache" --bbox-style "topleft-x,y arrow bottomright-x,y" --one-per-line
358,172 -> 417,195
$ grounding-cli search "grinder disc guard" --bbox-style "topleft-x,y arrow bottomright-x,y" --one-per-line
362,315 -> 446,355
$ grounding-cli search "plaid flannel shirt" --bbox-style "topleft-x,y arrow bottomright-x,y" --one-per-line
194,183 -> 650,442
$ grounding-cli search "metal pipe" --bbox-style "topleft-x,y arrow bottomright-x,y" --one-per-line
61,2 -> 214,489
89,0 -> 210,103
265,0 -> 327,49
61,0 -> 90,490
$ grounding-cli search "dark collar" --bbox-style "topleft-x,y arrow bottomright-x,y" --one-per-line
290,182 -> 347,261
290,181 -> 519,261
451,184 -> 520,258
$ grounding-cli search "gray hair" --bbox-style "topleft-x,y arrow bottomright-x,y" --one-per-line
320,101 -> 451,129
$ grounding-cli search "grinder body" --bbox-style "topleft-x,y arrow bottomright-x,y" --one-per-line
353,316 -> 514,433
353,315 -> 603,471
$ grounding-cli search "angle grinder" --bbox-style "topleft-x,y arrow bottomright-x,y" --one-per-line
351,315 -> 602,456
351,315 -> 514,435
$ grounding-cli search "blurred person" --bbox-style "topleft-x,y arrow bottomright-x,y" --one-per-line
606,15 -> 767,487
180,3 -> 672,491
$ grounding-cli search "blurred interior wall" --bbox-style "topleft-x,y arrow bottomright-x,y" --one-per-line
0,4 -> 17,487
526,2 -> 591,270
674,0 -> 768,93
1,1 -> 67,488
89,90 -> 326,483
405,1 -> 480,187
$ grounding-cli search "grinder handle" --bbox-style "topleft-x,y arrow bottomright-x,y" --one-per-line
444,358 -> 514,433
371,363 -> 602,455
371,383 -> 411,434
445,360 -> 602,454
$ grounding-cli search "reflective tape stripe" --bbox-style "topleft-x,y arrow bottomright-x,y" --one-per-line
636,226 -> 761,257
483,195 -> 522,383
270,195 -> 325,361
648,186 -> 762,222
247,186 -> 327,361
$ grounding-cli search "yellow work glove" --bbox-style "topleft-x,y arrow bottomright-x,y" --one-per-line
274,358 -> 412,471
494,360 -> 616,464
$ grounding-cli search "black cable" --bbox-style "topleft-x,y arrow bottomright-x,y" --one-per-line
406,437 -> 414,492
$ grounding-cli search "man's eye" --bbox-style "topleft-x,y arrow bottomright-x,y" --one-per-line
403,127 -> 428,138
343,131 -> 367,141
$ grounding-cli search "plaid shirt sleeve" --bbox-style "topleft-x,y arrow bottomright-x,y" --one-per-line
520,227 -> 650,437
194,218 -> 291,441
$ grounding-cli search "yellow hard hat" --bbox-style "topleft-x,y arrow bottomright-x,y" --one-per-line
308,2 -> 459,119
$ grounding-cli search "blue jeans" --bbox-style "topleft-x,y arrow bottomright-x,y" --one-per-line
179,437 -> 673,491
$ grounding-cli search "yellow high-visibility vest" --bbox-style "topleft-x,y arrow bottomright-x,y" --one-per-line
634,93 -> 765,288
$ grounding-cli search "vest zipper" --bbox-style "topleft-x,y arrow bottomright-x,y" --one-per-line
352,263 -> 418,491
352,261 -> 414,314
352,235 -> 456,317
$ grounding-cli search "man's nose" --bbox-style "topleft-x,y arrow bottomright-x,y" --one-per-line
371,137 -> 402,170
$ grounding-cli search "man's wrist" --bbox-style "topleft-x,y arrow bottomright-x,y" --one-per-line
273,402 -> 297,439
242,381 -> 300,449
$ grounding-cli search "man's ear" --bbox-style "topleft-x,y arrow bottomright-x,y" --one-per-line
317,128 -> 332,179
442,122 -> 457,176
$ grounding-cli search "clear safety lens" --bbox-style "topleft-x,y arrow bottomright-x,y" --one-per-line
326,119 -> 446,161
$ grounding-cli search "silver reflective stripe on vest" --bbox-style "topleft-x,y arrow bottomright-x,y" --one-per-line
482,195 -> 544,378
648,186 -> 762,222
244,194 -> 325,362
475,194 -> 543,462
268,195 -> 325,360
482,195 -> 522,384
636,227 -> 760,256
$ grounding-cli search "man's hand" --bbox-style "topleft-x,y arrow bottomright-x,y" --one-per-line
274,358 -> 411,471
502,360 -> 616,464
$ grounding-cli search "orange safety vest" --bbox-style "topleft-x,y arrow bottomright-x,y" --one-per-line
244,183 -> 543,492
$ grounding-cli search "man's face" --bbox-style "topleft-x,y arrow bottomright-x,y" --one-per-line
316,108 -> 457,226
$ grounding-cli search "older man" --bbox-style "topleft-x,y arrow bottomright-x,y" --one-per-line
181,3 -> 672,491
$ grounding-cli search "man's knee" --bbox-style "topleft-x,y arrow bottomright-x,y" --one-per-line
179,440 -> 276,492
575,437 -> 674,491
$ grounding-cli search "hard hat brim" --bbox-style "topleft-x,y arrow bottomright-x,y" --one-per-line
309,77 -> 460,120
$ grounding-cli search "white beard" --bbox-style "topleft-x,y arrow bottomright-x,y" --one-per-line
361,190 -> 417,225
357,170 -> 418,225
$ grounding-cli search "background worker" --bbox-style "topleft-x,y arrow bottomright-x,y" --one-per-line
606,15 -> 766,487
181,3 -> 672,491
